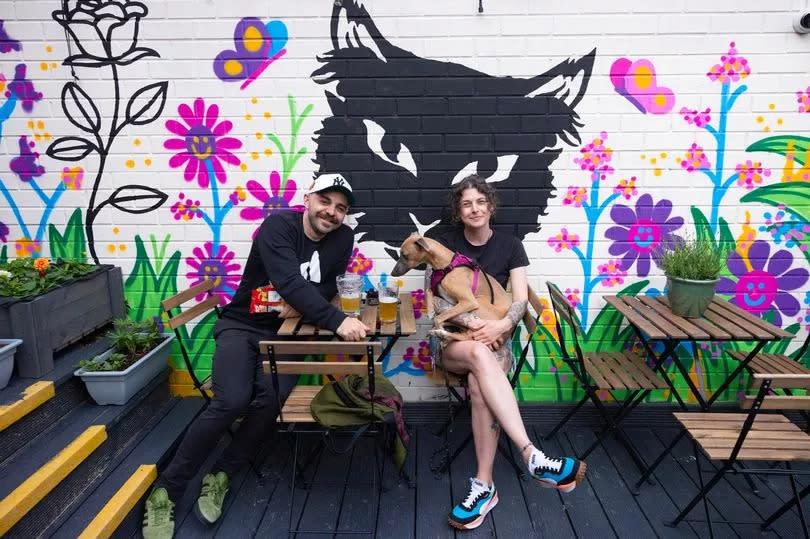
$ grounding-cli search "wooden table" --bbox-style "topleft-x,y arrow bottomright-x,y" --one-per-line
605,295 -> 794,410
277,292 -> 417,359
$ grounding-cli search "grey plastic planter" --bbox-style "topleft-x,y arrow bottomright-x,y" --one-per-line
0,339 -> 23,389
74,334 -> 175,405
0,265 -> 125,378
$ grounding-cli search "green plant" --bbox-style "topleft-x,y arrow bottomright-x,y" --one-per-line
0,258 -> 97,298
78,318 -> 163,372
659,237 -> 728,281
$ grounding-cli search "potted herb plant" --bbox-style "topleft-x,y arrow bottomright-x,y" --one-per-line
660,237 -> 729,318
74,318 -> 174,405
0,258 -> 125,377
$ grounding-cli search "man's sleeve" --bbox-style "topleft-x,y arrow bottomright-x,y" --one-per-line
509,237 -> 530,270
258,218 -> 347,332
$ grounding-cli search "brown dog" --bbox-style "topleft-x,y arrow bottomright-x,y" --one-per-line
390,234 -> 512,343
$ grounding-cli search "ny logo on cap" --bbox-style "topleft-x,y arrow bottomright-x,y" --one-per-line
332,176 -> 346,187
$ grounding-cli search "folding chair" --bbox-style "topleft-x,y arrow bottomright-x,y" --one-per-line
429,285 -> 545,476
161,279 -> 222,403
260,340 -> 386,537
663,374 -> 810,538
543,281 -> 668,476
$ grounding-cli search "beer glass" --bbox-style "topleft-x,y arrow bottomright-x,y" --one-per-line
377,283 -> 399,323
336,274 -> 363,316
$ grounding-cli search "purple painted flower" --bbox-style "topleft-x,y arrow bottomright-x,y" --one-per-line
0,221 -> 8,243
605,193 -> 684,277
164,98 -> 242,188
10,136 -> 45,182
0,21 -> 22,54
717,240 -> 809,326
185,242 -> 242,305
403,341 -> 432,372
240,171 -> 305,236
4,64 -> 42,112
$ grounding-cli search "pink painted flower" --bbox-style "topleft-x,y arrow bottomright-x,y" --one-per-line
563,186 -> 588,207
548,228 -> 580,252
410,289 -> 426,319
680,143 -> 711,172
680,107 -> 711,127
797,87 -> 810,113
60,166 -> 83,190
613,177 -> 638,200
598,259 -> 628,288
574,131 -> 614,181
185,242 -> 242,305
735,160 -> 771,190
229,186 -> 247,206
565,288 -> 581,308
164,98 -> 242,188
170,192 -> 203,222
240,171 -> 305,231
403,340 -> 432,372
707,41 -> 750,84
346,247 -> 373,275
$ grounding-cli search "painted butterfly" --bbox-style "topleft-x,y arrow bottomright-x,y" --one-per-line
610,58 -> 675,115
213,18 -> 288,90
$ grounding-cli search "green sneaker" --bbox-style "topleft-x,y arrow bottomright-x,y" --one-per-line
142,487 -> 175,539
195,472 -> 229,525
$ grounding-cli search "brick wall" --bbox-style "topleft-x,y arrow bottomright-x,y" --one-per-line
1,0 -> 809,402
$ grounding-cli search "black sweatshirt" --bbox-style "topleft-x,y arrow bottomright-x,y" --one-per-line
222,211 -> 353,332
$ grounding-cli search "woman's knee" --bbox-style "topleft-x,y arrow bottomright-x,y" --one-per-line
468,342 -> 497,373
209,388 -> 252,417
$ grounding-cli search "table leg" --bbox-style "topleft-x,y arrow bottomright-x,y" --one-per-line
631,327 -> 687,410
707,340 -> 767,408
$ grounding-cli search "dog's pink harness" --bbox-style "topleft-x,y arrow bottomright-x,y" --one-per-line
430,252 -> 481,297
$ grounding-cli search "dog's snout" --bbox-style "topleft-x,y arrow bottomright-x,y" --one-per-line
391,258 -> 409,277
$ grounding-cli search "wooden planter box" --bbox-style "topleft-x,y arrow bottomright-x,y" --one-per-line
0,265 -> 126,378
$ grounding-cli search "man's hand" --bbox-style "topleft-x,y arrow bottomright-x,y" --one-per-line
336,317 -> 371,341
279,304 -> 300,319
472,319 -> 511,348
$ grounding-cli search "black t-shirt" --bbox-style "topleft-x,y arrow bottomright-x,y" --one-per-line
436,227 -> 529,288
222,211 -> 353,332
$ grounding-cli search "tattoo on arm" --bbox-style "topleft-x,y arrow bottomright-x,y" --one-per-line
504,300 -> 527,328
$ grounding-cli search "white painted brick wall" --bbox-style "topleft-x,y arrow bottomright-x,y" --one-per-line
1,0 -> 809,400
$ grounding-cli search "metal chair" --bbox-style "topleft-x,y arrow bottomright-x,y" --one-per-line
261,340 -> 386,537
543,281 -> 668,476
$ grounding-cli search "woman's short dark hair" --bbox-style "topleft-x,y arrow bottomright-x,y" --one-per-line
449,174 -> 498,223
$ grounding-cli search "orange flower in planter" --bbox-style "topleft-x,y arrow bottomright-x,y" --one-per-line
33,257 -> 49,276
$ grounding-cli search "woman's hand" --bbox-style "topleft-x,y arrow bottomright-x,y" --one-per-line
471,319 -> 511,347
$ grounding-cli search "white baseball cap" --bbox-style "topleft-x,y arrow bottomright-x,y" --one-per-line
305,173 -> 355,206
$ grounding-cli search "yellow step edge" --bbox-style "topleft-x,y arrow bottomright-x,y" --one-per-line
0,425 -> 107,535
0,381 -> 56,431
78,464 -> 157,539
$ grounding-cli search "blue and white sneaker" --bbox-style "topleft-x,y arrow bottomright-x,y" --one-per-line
530,451 -> 586,493
448,477 -> 498,530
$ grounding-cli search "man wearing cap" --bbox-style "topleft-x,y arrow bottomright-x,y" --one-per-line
143,174 -> 370,538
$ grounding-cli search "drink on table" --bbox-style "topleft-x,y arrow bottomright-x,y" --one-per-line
336,274 -> 363,316
376,283 -> 399,323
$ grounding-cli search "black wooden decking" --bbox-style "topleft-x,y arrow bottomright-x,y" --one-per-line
161,422 -> 808,538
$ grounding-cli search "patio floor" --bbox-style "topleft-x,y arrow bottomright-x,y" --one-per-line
162,420 -> 808,538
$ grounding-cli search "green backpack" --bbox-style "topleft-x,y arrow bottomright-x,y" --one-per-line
309,374 -> 409,471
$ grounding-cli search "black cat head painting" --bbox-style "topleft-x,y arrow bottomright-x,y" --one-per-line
311,1 -> 595,251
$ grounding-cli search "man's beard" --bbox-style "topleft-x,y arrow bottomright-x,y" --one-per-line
307,208 -> 339,236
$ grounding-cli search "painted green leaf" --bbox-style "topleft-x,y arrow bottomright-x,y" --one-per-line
767,323 -> 798,356
740,183 -> 810,223
747,135 -> 810,165
124,234 -> 181,323
586,280 -> 649,352
691,206 -> 715,247
0,245 -> 7,265
48,208 -> 87,262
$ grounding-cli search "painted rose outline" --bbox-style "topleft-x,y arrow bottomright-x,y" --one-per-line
52,0 -> 158,67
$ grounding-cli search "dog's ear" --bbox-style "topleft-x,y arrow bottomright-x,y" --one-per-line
415,238 -> 431,252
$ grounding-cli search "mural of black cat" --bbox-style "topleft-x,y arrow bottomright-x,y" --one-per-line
312,1 -> 595,249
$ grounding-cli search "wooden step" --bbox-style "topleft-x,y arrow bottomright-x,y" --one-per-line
0,425 -> 107,534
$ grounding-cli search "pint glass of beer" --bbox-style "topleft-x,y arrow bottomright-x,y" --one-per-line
336,274 -> 363,316
377,283 -> 399,323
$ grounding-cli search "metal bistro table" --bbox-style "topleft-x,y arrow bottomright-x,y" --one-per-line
605,295 -> 795,494
277,293 -> 417,358
606,294 -> 793,412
